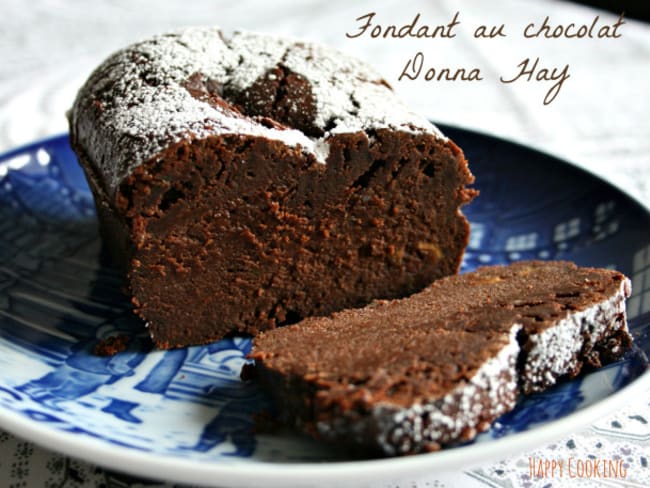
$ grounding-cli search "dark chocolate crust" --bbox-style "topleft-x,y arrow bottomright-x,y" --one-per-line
249,260 -> 632,455
69,28 -> 476,348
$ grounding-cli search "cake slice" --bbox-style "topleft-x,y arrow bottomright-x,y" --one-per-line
68,27 -> 476,348
248,261 -> 632,455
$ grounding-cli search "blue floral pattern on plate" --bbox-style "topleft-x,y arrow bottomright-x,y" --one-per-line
0,127 -> 648,467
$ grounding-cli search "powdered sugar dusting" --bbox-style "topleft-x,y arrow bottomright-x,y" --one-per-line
522,277 -> 631,393
313,325 -> 521,456
371,325 -> 520,455
224,30 -> 294,91
70,27 -> 443,196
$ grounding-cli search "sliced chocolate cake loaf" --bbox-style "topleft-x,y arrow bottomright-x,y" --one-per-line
248,261 -> 632,455
68,27 -> 476,348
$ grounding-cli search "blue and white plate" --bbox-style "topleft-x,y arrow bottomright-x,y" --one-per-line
0,126 -> 648,487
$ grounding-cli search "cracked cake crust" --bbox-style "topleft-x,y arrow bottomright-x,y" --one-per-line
69,27 -> 446,199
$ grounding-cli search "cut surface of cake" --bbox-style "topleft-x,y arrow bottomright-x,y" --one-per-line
68,27 -> 476,348
248,261 -> 632,455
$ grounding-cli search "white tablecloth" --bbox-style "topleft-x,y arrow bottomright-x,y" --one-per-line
1,0 -> 648,486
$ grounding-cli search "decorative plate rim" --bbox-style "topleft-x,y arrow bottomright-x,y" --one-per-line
0,130 -> 648,488
1,367 -> 649,487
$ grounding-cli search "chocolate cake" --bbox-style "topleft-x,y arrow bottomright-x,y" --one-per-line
68,27 -> 476,348
248,261 -> 632,455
